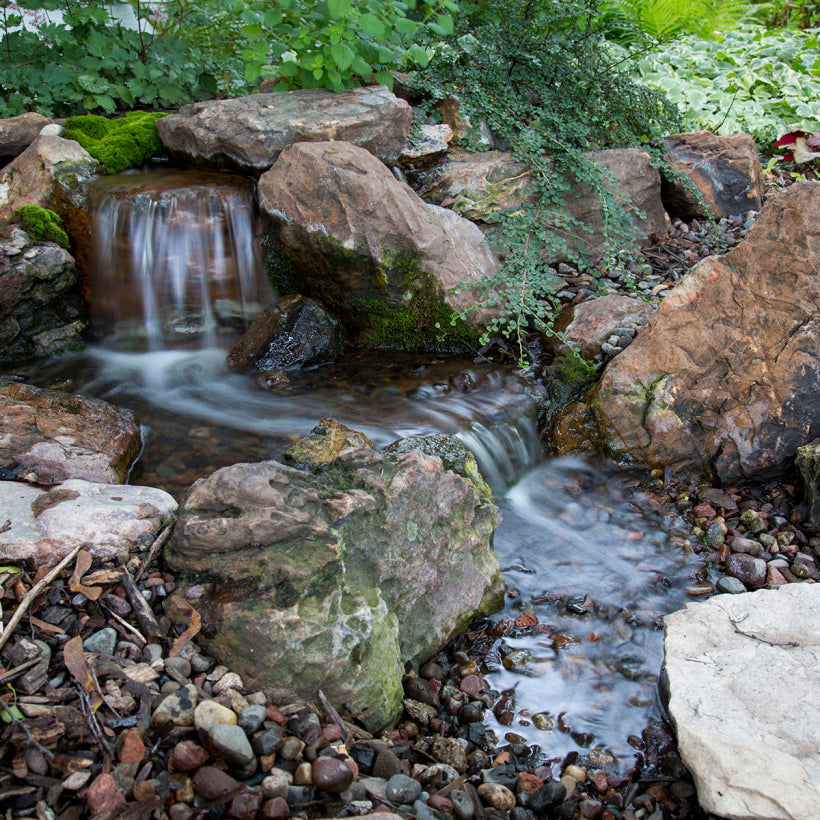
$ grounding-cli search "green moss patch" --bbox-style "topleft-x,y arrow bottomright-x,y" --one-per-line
63,111 -> 166,174
12,205 -> 70,249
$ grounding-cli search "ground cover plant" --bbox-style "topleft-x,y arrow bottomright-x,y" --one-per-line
625,23 -> 820,145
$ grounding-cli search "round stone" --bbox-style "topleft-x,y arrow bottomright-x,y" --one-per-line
431,737 -> 467,773
252,725 -> 284,757
194,700 -> 237,734
262,769 -> 293,799
207,723 -> 255,767
386,773 -> 422,805
477,782 -> 516,812
172,740 -> 210,772
311,757 -> 354,793
238,704 -> 268,734
164,656 -> 192,679
83,628 -> 118,656
192,766 -> 240,801
717,575 -> 747,594
151,685 -> 197,729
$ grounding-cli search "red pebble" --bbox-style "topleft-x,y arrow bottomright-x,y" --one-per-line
261,797 -> 290,818
86,773 -> 125,815
118,729 -> 146,764
172,740 -> 210,772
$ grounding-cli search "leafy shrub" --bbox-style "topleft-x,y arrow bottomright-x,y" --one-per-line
627,24 -> 820,144
12,205 -> 70,248
63,112 -> 166,173
186,0 -> 458,92
0,1 -> 235,118
410,0 -> 680,354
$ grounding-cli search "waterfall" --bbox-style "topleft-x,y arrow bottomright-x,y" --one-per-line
90,170 -> 272,349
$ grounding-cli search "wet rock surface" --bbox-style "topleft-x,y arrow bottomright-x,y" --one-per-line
0,381 -> 142,484
0,112 -> 52,164
0,225 -> 87,362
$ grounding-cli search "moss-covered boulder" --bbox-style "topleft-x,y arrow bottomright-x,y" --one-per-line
63,112 -> 165,174
165,423 -> 504,731
12,205 -> 70,248
258,141 -> 499,352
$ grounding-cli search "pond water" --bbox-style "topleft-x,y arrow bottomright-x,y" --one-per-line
6,170 -> 708,769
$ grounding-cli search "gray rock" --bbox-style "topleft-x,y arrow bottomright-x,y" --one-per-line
207,723 -> 255,767
716,575 -> 747,594
664,584 -> 820,819
0,113 -> 52,161
83,628 -> 117,656
166,426 -> 503,732
164,656 -> 192,679
156,86 -> 411,174
386,774 -> 422,805
252,725 -> 284,757
238,704 -> 267,734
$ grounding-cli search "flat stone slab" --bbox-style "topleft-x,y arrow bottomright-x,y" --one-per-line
156,85 -> 412,174
0,479 -> 177,564
664,584 -> 820,819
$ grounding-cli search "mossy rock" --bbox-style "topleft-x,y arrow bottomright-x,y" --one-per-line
12,205 -> 70,249
63,111 -> 166,174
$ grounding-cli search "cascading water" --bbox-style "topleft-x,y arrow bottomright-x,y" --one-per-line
89,169 -> 270,348
3,169 -> 709,770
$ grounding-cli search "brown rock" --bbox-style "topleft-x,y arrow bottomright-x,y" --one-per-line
459,674 -> 487,695
156,86 -> 411,174
117,729 -> 145,764
191,766 -> 241,801
553,294 -> 656,360
283,418 -> 373,469
258,141 -> 500,343
662,131 -> 763,219
431,737 -> 468,774
0,134 -> 98,221
0,112 -> 52,161
311,756 -> 354,793
86,773 -> 125,815
261,797 -> 290,819
172,740 -> 211,772
796,438 -> 820,526
428,794 -> 454,813
557,182 -> 820,482
0,382 -> 141,484
422,146 -> 669,258
518,772 -> 544,793
229,790 -> 262,820
477,782 -> 516,812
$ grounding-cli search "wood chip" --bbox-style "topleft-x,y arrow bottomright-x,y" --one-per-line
120,570 -> 163,639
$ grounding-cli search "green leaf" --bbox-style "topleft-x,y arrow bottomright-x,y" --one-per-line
94,94 -> 116,113
358,13 -> 386,39
330,42 -> 355,71
240,23 -> 265,39
278,61 -> 299,77
374,69 -> 394,89
434,13 -> 454,35
328,0 -> 351,18
351,55 -> 372,76
408,44 -> 431,68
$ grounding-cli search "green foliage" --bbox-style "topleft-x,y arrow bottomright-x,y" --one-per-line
410,0 -> 680,353
184,0 -> 459,92
12,205 -> 70,248
63,111 -> 166,173
749,0 -> 820,29
599,0 -> 751,44
627,24 -> 820,144
0,1 -> 236,118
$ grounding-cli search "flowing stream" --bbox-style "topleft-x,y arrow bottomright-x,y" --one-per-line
8,170 -> 708,768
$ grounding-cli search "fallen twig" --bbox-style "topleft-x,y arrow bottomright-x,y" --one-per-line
134,514 -> 177,583
0,656 -> 41,685
0,543 -> 84,653
0,698 -> 54,759
120,569 -> 163,639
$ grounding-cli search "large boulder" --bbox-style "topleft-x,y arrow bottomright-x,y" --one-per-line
165,423 -> 504,731
0,113 -> 52,164
156,86 -> 411,174
0,383 -> 142,484
0,479 -> 177,564
0,133 -> 99,222
664,584 -> 820,819
259,141 -> 499,349
0,225 -> 86,361
555,182 -> 820,482
662,131 -> 763,219
420,147 -> 669,259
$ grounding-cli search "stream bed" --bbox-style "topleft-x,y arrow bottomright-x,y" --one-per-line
5,343 -> 708,769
